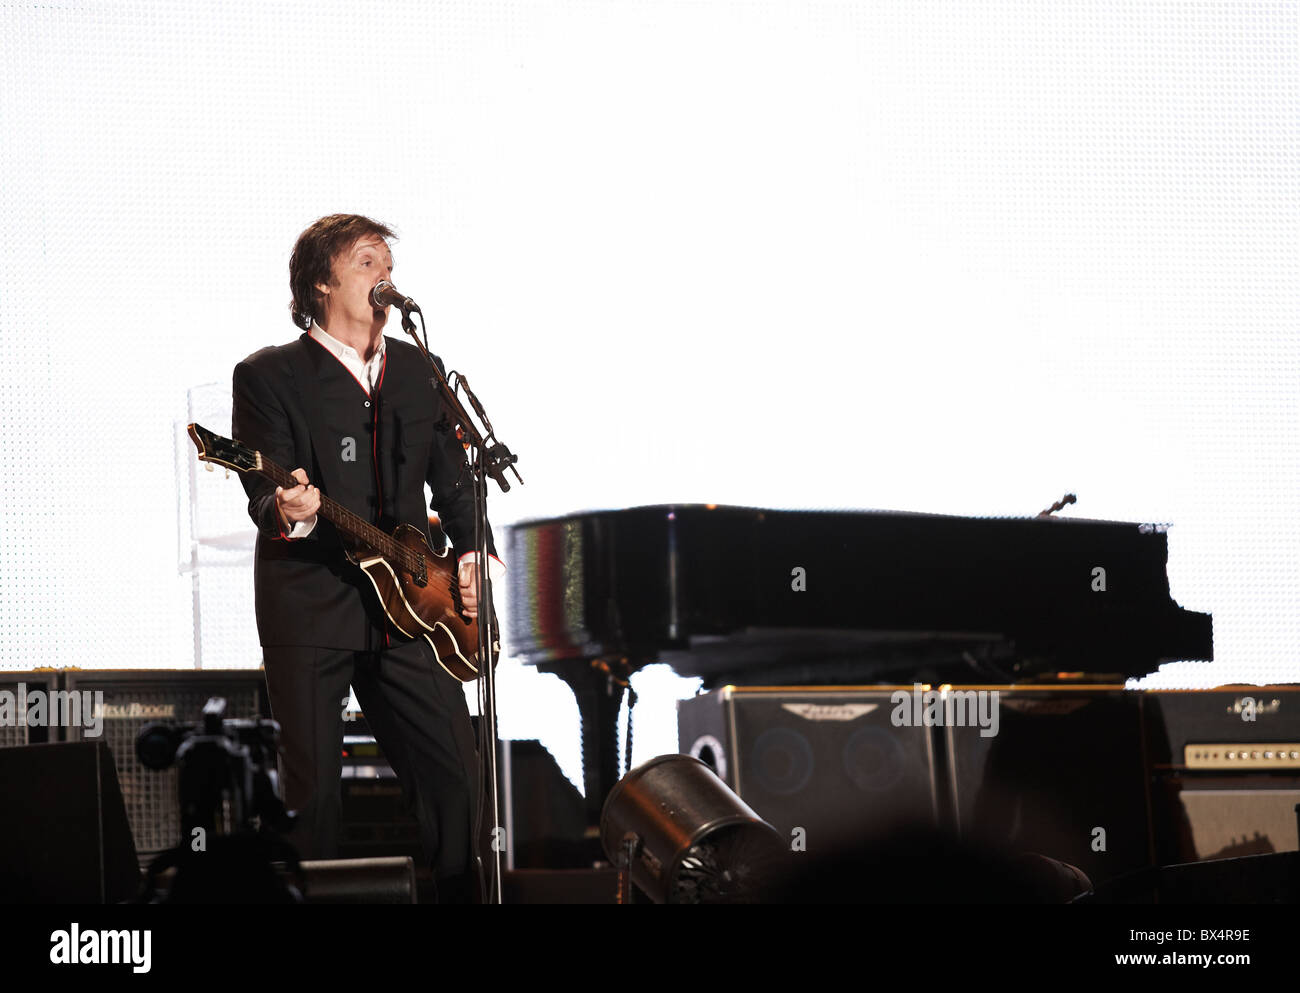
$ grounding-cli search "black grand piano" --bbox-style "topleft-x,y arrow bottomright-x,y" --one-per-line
504,505 -> 1212,818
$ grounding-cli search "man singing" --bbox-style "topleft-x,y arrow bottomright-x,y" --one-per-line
232,214 -> 502,902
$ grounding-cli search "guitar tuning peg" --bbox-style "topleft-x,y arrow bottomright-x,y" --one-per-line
224,467 -> 230,479
205,462 -> 213,472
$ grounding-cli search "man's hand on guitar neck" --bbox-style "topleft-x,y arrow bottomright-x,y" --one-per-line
274,467 -> 321,538
458,560 -> 482,620
271,465 -> 489,621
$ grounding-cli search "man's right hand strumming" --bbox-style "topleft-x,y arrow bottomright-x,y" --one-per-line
275,467 -> 321,532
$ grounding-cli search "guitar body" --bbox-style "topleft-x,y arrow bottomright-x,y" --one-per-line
186,423 -> 498,683
352,524 -> 499,682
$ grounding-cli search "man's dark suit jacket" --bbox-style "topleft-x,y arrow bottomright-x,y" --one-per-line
232,332 -> 494,650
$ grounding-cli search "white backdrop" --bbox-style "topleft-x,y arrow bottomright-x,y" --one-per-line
1,0 -> 1296,792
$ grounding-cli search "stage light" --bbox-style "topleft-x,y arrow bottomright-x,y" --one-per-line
600,754 -> 786,904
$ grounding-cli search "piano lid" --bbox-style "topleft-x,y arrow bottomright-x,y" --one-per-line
504,504 -> 1212,681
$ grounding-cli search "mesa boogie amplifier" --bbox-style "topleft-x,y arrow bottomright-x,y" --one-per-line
63,669 -> 269,858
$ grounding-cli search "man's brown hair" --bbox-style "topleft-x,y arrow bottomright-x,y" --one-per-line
289,214 -> 396,330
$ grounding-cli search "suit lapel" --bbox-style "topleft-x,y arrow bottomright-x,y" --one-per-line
286,333 -> 343,496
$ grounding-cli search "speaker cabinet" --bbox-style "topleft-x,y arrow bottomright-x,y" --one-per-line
1144,687 -> 1300,864
499,738 -> 588,868
677,687 -> 940,848
946,685 -> 1151,887
0,671 -> 58,747
0,741 -> 140,903
64,669 -> 268,858
678,683 -> 1300,893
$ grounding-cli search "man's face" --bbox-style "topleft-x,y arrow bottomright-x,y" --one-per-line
316,233 -> 394,333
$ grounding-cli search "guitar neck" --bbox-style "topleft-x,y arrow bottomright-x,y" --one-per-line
255,455 -> 419,571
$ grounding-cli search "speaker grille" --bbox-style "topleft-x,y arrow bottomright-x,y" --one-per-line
1180,788 -> 1300,859
0,673 -> 57,748
750,727 -> 815,796
65,671 -> 266,857
678,687 -> 939,846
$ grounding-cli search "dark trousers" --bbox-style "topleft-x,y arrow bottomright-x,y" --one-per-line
261,639 -> 481,901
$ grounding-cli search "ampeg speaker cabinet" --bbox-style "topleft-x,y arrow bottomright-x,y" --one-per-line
63,669 -> 269,859
677,687 -> 940,848
0,671 -> 58,747
0,741 -> 140,903
1143,686 -> 1300,865
945,685 -> 1151,887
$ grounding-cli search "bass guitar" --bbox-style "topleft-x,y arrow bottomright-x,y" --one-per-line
187,422 -> 497,682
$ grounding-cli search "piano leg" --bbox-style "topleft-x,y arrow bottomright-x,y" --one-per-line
542,660 -> 630,827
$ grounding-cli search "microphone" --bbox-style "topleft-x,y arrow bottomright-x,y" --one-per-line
370,280 -> 421,313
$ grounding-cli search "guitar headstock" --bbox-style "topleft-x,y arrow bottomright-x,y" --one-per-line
188,423 -> 260,474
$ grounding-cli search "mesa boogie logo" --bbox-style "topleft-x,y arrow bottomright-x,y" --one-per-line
100,702 -> 177,720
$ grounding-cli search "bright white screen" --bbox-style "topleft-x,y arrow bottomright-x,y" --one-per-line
1,1 -> 1296,792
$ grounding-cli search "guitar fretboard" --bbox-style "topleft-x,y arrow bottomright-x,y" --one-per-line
257,458 -> 425,575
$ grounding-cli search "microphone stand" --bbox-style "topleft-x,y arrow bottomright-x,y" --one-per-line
398,306 -> 521,905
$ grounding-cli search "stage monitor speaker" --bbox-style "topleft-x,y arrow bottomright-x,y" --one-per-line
503,868 -> 621,904
499,738 -> 588,868
677,686 -> 940,849
341,731 -> 589,869
64,669 -> 268,858
945,685 -> 1152,887
1085,851 -> 1300,904
1144,687 -> 1300,864
299,857 -> 417,904
0,741 -> 140,903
